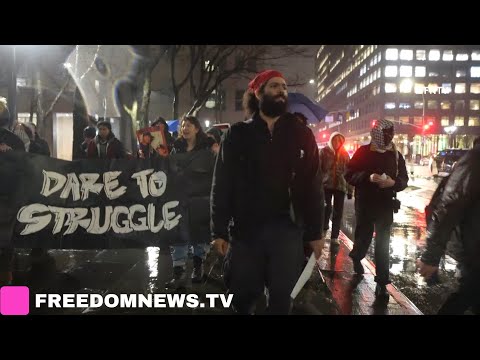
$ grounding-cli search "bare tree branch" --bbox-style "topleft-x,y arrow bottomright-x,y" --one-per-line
44,77 -> 71,119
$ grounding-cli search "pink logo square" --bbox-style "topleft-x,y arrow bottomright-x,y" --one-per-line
0,286 -> 30,315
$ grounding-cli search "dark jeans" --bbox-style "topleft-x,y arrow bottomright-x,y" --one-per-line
349,200 -> 393,285
438,272 -> 480,315
223,216 -> 304,315
324,189 -> 346,239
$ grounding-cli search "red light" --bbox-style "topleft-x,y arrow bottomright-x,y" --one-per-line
322,134 -> 327,139
371,120 -> 377,127
423,125 -> 430,130
428,121 -> 434,126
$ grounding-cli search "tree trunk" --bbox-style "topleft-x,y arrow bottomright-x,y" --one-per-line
172,90 -> 180,119
137,68 -> 152,128
72,86 -> 89,160
29,90 -> 36,124
35,70 -> 44,130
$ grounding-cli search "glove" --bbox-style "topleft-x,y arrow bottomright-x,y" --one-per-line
347,193 -> 353,200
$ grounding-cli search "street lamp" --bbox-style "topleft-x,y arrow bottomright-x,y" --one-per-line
309,79 -> 315,84
204,120 -> 210,129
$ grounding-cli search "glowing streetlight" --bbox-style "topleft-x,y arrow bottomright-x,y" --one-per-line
205,120 -> 210,128
309,79 -> 315,84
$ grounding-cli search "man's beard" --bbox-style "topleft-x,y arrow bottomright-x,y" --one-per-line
259,94 -> 288,117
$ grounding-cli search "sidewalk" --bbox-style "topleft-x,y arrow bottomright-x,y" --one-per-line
9,240 -> 423,315
317,228 -> 423,315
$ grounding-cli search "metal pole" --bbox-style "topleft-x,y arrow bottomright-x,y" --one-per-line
7,45 -> 17,128
422,92 -> 425,156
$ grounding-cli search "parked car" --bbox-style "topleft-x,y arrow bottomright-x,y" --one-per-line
432,149 -> 469,176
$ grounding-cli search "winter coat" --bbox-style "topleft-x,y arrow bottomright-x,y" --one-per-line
87,133 -> 126,159
172,136 -> 216,245
210,112 -> 324,243
320,132 -> 353,195
345,144 -> 408,212
421,144 -> 480,275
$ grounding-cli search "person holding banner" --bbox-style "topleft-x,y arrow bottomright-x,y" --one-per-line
166,116 -> 216,289
0,97 -> 25,285
87,121 -> 126,159
151,116 -> 174,154
137,132 -> 159,159
210,70 -> 325,314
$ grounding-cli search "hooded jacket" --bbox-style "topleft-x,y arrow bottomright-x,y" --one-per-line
87,133 -> 126,159
320,132 -> 353,195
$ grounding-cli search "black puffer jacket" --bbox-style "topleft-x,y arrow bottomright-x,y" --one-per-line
421,144 -> 480,274
172,136 -> 216,245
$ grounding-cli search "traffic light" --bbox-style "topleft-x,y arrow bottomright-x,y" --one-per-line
423,117 -> 436,133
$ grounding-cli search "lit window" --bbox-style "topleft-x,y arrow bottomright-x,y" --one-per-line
427,83 -> 439,94
441,101 -> 451,110
443,50 -> 454,61
471,67 -> 480,77
455,100 -> 465,110
441,83 -> 452,94
415,66 -> 426,77
428,72 -> 439,77
469,117 -> 480,126
17,113 -> 37,125
454,116 -> 465,126
441,117 -> 450,126
385,66 -> 398,77
399,65 -> 412,77
428,50 -> 441,61
456,69 -> 466,77
400,79 -> 413,93
385,102 -> 396,109
416,50 -> 426,61
414,83 -> 425,94
386,48 -> 398,60
455,83 -> 466,93
472,51 -> 480,61
414,101 -> 424,109
400,49 -> 413,61
385,83 -> 397,93
471,84 -> 480,94
399,116 -> 409,124
456,53 -> 469,61
377,68 -> 381,78
414,117 -> 423,125
470,100 -> 480,110
399,103 -> 411,109
428,100 -> 438,109
95,80 -> 100,93
17,78 -> 27,87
